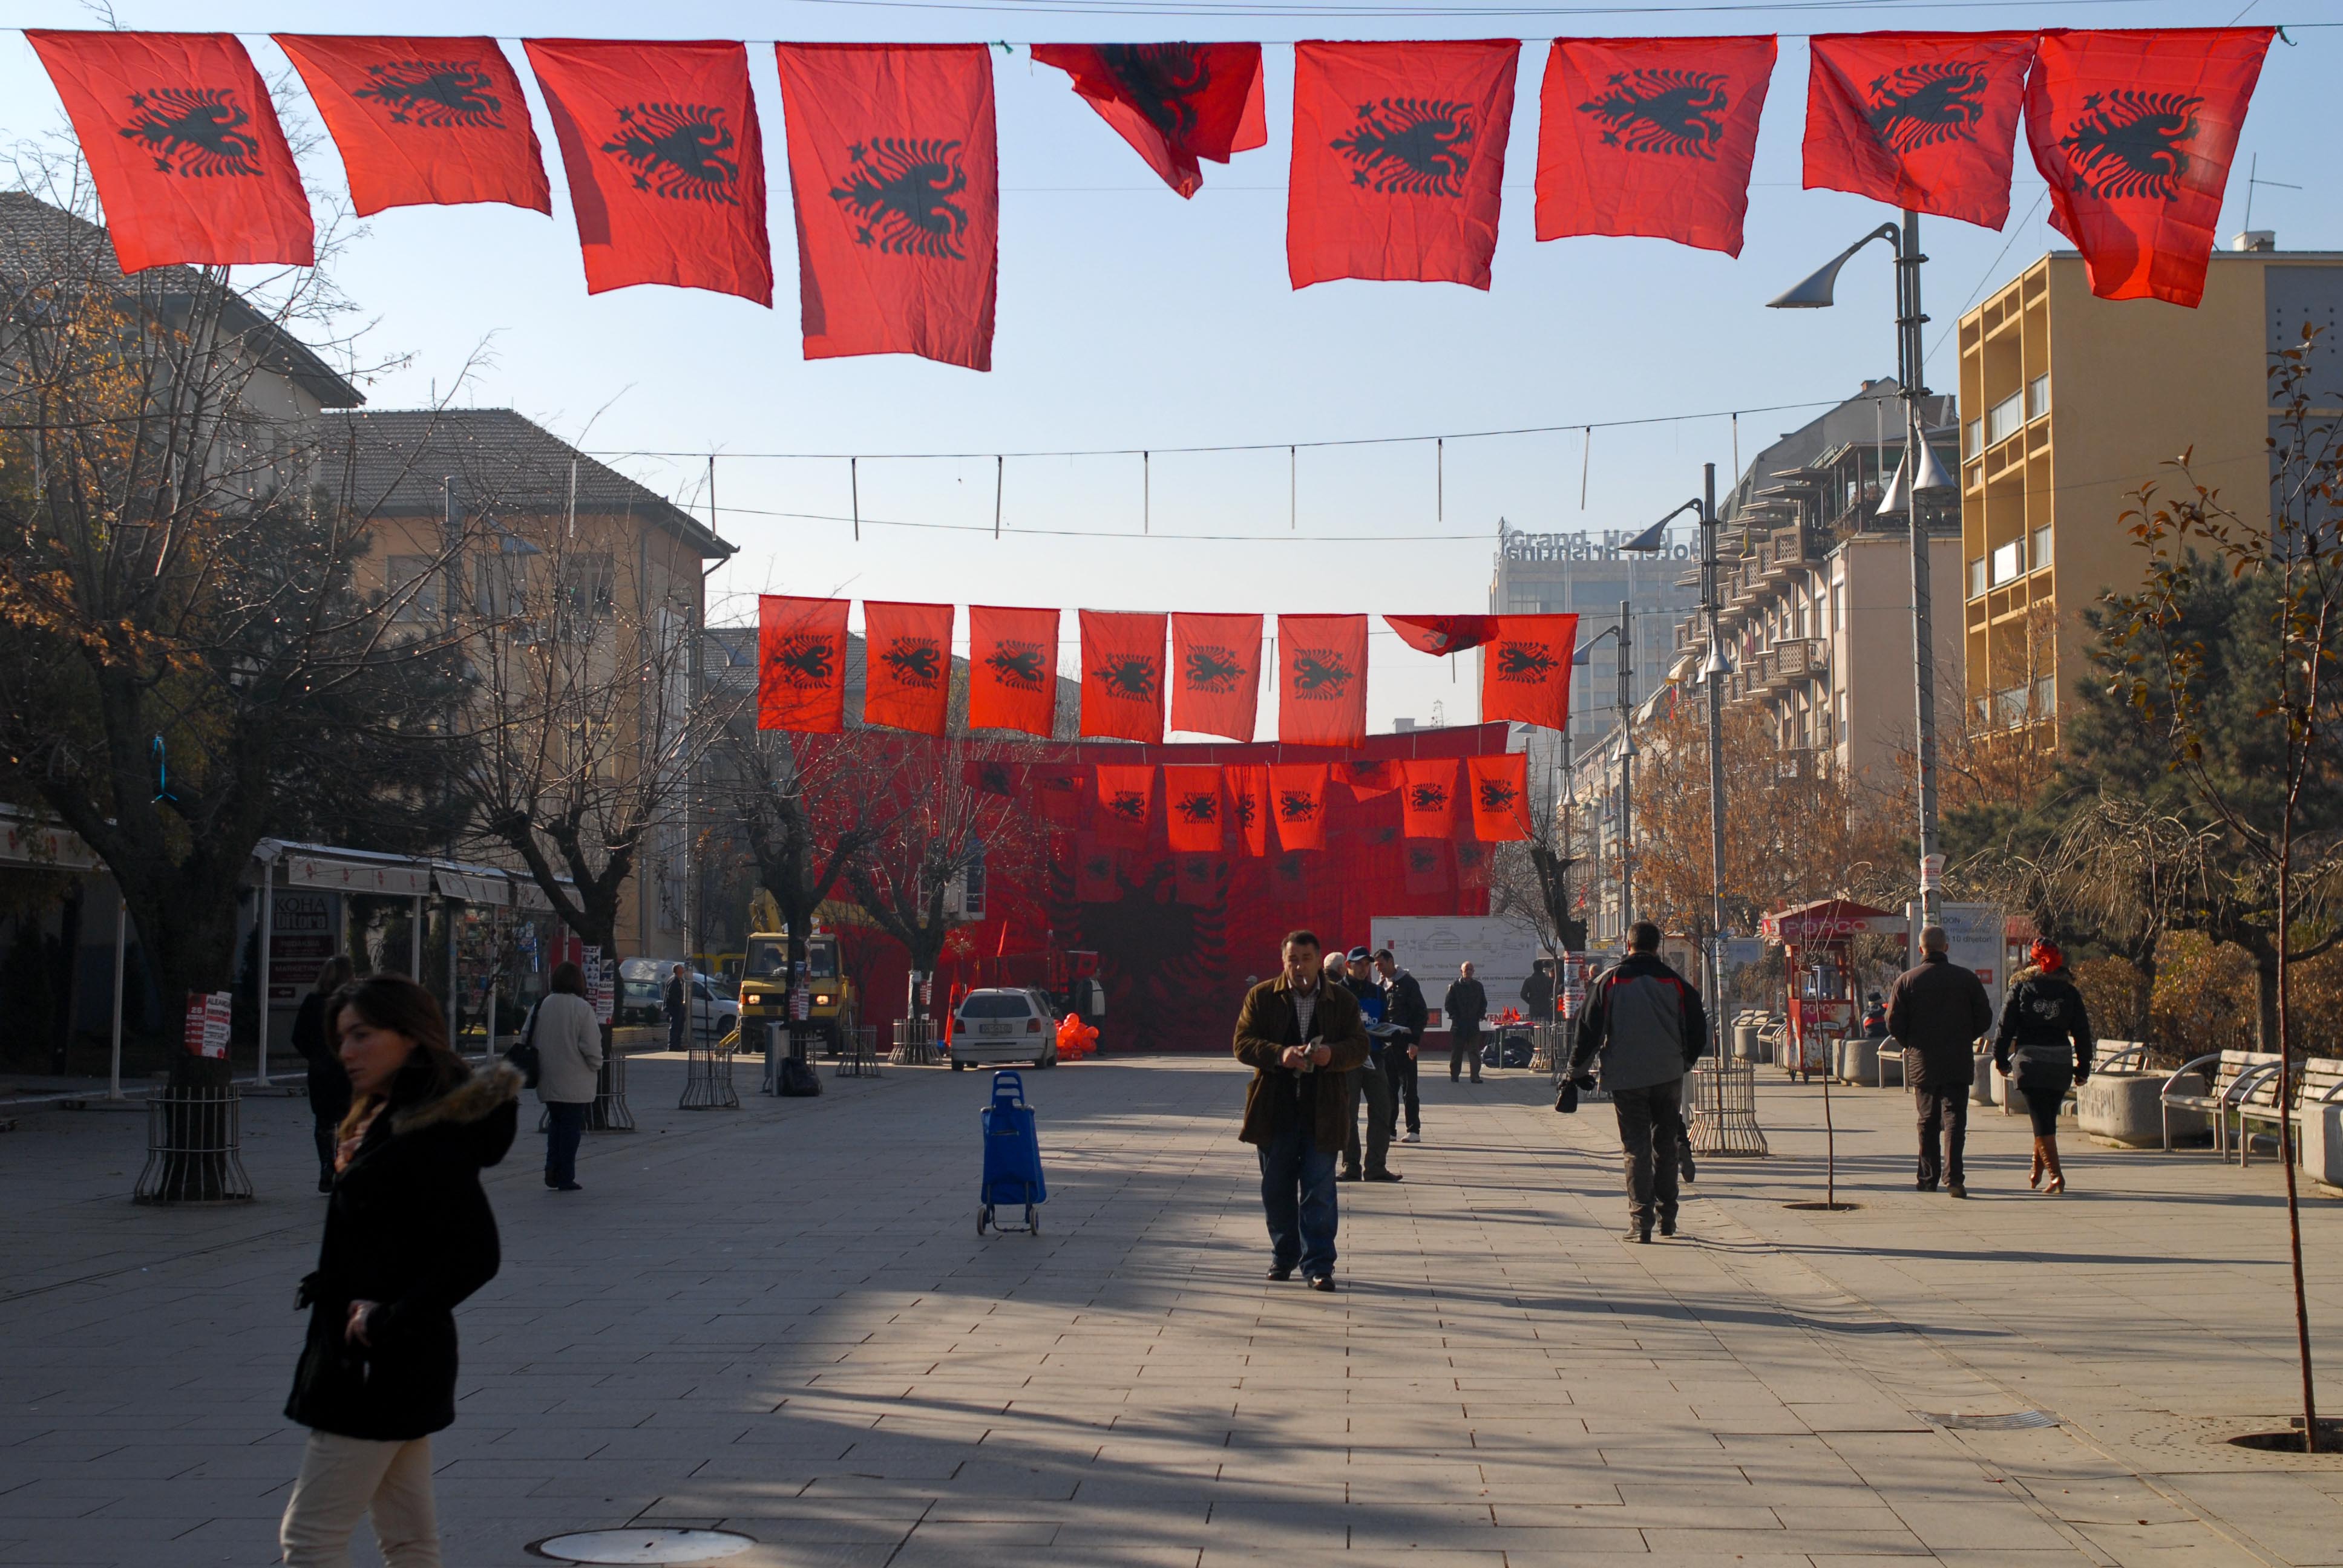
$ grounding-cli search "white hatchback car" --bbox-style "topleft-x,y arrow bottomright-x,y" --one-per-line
950,988 -> 1060,1071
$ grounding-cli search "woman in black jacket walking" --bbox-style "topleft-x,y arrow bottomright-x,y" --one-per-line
280,975 -> 520,1567
1994,939 -> 2095,1195
290,955 -> 356,1192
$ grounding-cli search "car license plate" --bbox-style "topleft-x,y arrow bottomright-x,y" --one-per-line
979,1022 -> 1011,1036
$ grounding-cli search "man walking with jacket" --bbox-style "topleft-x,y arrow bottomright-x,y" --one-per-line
1443,962 -> 1489,1083
1338,947 -> 1400,1183
1374,950 -> 1427,1143
1567,922 -> 1706,1242
1233,931 -> 1370,1292
1886,926 -> 1994,1198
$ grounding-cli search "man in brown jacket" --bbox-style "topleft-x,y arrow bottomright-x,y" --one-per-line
1233,930 -> 1370,1291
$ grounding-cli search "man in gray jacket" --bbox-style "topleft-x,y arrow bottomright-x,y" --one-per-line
1566,921 -> 1706,1242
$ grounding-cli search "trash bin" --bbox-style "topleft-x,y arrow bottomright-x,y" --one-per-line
1732,1021 -> 1760,1062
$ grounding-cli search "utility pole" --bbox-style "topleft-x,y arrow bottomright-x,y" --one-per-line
1616,596 -> 1634,939
1701,463 -> 1729,1059
1896,207 -> 1945,923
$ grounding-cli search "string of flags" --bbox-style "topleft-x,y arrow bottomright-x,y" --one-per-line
756,596 -> 1578,748
27,26 -> 2275,373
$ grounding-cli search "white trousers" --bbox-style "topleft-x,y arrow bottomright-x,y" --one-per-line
280,1430 -> 442,1567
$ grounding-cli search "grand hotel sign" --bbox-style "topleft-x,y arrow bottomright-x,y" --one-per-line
1501,528 -> 1694,562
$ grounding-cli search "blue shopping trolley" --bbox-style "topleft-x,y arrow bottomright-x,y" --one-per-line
978,1071 -> 1046,1236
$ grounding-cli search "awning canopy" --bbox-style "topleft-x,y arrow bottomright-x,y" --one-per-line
1760,898 -> 1907,947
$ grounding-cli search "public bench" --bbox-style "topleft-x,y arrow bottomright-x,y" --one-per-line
2162,1051 -> 2282,1161
2232,1056 -> 2343,1168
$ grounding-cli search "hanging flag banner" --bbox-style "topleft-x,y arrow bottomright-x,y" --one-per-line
1034,763 -> 1088,829
1079,609 -> 1168,744
1169,612 -> 1263,740
1802,31 -> 2036,230
1481,613 -> 1579,730
1403,840 -> 1452,897
1031,43 -> 1267,198
862,599 -> 954,735
1163,763 -> 1226,852
1073,836 -> 1120,902
1277,613 -> 1368,747
1225,764 -> 1270,856
1287,39 -> 1521,290
756,595 -> 849,733
28,30 -> 314,272
1455,837 -> 1492,893
275,34 -> 551,217
525,39 -> 771,304
967,604 -> 1059,736
1268,763 -> 1330,852
1338,758 -> 1398,799
1384,613 -> 1496,655
2025,28 -> 2272,307
1535,36 -> 1777,257
1399,757 -> 1460,838
776,43 -> 999,370
1467,753 -> 1532,841
1176,853 -> 1221,905
963,756 -> 1019,795
1093,763 -> 1155,849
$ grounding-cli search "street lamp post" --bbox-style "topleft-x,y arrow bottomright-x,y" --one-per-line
1571,611 -> 1636,945
1769,208 -> 1955,922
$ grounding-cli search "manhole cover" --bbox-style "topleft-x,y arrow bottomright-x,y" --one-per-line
531,1529 -> 756,1564
1919,1410 -> 2057,1431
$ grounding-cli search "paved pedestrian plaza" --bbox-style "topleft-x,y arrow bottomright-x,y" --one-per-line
2,1055 -> 2340,1566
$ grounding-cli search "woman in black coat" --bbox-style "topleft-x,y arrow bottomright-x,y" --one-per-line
1994,939 -> 2095,1195
280,974 -> 519,1568
290,955 -> 356,1192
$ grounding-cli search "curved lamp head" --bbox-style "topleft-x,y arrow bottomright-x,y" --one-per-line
1700,641 -> 1734,681
1876,441 -> 1956,517
1768,223 -> 1901,309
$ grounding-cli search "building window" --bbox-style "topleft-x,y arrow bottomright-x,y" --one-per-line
2027,373 -> 2050,422
1987,390 -> 2024,446
1964,418 -> 1983,459
1968,557 -> 1988,599
2031,525 -> 2053,572
2034,675 -> 2057,717
387,555 -> 439,622
1991,539 -> 2024,587
559,554 -> 614,641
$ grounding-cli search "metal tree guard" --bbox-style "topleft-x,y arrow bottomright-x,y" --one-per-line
679,1028 -> 740,1109
134,1081 -> 255,1204
1688,1058 -> 1771,1157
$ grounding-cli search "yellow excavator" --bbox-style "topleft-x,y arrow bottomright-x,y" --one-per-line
735,889 -> 856,1056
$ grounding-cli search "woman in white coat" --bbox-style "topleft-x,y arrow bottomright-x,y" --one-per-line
534,962 -> 604,1192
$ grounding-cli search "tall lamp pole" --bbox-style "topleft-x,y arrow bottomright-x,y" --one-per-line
1769,208 -> 1955,921
1570,612 -> 1637,945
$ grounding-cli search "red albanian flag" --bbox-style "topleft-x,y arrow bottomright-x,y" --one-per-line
1093,764 -> 1155,850
1339,757 -> 1398,800
1268,764 -> 1331,852
967,605 -> 1060,737
1288,39 -> 1521,290
28,31 -> 312,273
1803,31 -> 2035,230
1403,840 -> 1452,897
861,600 -> 953,736
757,595 -> 848,733
1163,764 -> 1225,853
1034,765 -> 1088,829
1169,612 -> 1263,740
1467,753 -> 1532,842
1032,44 -> 1266,198
1079,610 -> 1168,744
776,44 -> 998,371
525,39 -> 770,304
1277,614 -> 1368,748
1536,36 -> 1777,256
1481,613 -> 1578,730
1399,758 -> 1459,839
1384,613 -> 1496,655
1225,765 -> 1270,857
275,35 -> 550,217
2027,28 -> 2273,307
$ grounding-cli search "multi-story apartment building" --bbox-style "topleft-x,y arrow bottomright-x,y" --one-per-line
1958,244 -> 2343,748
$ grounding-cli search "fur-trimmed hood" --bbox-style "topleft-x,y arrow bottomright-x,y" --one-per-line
392,1060 -> 522,1135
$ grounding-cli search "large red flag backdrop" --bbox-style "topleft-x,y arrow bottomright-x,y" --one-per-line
275,35 -> 550,217
1169,612 -> 1263,740
1277,613 -> 1368,747
28,31 -> 313,272
1163,764 -> 1225,852
525,39 -> 770,304
967,605 -> 1059,737
1269,764 -> 1330,852
1225,765 -> 1270,856
1287,39 -> 1520,290
1032,44 -> 1266,199
1803,31 -> 2035,230
1481,613 -> 1578,730
757,595 -> 848,733
1079,610 -> 1168,744
1385,613 -> 1496,655
1400,759 -> 1460,838
1536,36 -> 1777,256
2025,28 -> 2272,307
775,44 -> 999,371
862,600 -> 953,736
1467,753 -> 1532,842
1093,763 -> 1155,849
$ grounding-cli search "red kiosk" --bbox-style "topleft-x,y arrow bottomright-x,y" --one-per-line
1759,899 -> 1908,1080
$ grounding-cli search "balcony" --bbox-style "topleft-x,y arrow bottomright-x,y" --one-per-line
1757,638 -> 1826,696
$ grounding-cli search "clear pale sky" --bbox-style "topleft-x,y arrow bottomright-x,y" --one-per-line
3,1 -> 2328,737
